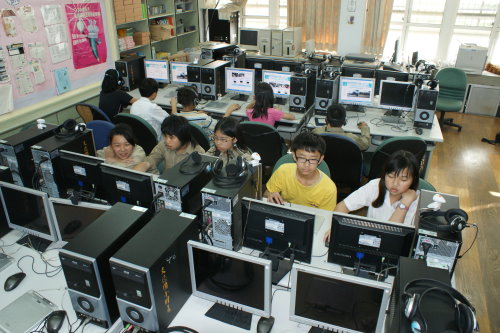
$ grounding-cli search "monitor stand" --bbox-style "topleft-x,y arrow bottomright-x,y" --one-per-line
205,303 -> 252,330
274,97 -> 287,105
261,251 -> 293,285
16,235 -> 51,252
341,262 -> 386,281
230,94 -> 249,101
309,327 -> 336,333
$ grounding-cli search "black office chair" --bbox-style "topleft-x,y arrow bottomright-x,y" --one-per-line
112,114 -> 158,155
190,122 -> 211,151
320,133 -> 363,200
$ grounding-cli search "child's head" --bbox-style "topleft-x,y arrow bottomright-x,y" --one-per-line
101,69 -> 121,93
252,82 -> 275,119
177,86 -> 198,109
212,117 -> 247,154
160,115 -> 195,151
139,78 -> 159,99
290,132 -> 326,176
108,124 -> 136,161
326,104 -> 347,127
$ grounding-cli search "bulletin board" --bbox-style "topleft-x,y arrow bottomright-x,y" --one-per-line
0,0 -> 114,114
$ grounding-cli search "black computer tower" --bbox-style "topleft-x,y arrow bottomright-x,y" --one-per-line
59,203 -> 151,328
414,86 -> 439,129
154,154 -> 217,214
200,60 -> 230,100
187,59 -> 215,93
0,124 -> 57,188
245,57 -> 274,82
109,209 -> 198,332
289,73 -> 316,113
385,257 -> 456,333
200,43 -> 239,60
222,51 -> 246,68
0,166 -> 13,238
206,9 -> 239,44
315,75 -> 340,115
115,55 -> 145,91
31,129 -> 95,198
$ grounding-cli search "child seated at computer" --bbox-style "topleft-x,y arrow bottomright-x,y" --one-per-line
206,117 -> 253,165
312,104 -> 371,151
265,132 -> 337,210
96,124 -> 146,169
99,69 -> 137,119
226,82 -> 295,127
130,78 -> 169,140
324,150 -> 420,242
133,115 -> 205,174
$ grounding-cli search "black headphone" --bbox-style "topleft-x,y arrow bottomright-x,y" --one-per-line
419,208 -> 469,233
211,155 -> 249,188
166,326 -> 199,333
179,151 -> 210,175
414,78 -> 424,88
415,60 -> 426,72
403,279 -> 478,333
326,104 -> 347,127
105,69 -> 124,86
54,119 -> 86,139
427,79 -> 438,90
177,86 -> 200,107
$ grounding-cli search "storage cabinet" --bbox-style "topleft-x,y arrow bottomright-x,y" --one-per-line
464,84 -> 500,117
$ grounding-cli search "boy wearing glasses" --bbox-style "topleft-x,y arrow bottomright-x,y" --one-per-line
264,132 -> 337,210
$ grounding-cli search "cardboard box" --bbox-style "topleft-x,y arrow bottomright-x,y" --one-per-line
113,0 -> 124,7
115,16 -> 126,25
149,24 -> 175,41
123,0 -> 134,5
168,51 -> 189,62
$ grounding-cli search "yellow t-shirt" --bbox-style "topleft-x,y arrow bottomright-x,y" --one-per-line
266,163 -> 337,210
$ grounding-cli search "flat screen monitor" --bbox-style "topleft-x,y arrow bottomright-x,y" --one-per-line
327,212 -> 415,278
99,163 -> 154,208
187,240 -> 272,328
261,70 -> 292,97
374,69 -> 410,95
338,77 -> 375,107
239,28 -> 259,51
379,80 -> 416,112
341,66 -> 375,78
48,198 -> 109,242
144,59 -> 169,84
170,61 -> 189,84
0,181 -> 57,251
225,67 -> 255,100
290,264 -> 391,333
242,198 -> 315,284
59,150 -> 104,200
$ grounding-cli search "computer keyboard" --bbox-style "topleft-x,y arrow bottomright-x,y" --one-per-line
163,90 -> 177,98
205,101 -> 229,109
205,303 -> 252,330
0,253 -> 13,273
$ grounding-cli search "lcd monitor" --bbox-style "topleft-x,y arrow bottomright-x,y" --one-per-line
338,77 -> 375,110
242,198 -> 315,284
99,163 -> 154,209
374,69 -> 410,95
59,150 -> 104,201
0,181 -> 57,251
379,80 -> 416,112
239,28 -> 259,51
290,264 -> 391,333
48,198 -> 110,242
144,59 -> 169,84
327,212 -> 415,279
261,70 -> 292,105
341,66 -> 375,78
225,67 -> 255,101
187,240 -> 272,329
170,61 -> 189,84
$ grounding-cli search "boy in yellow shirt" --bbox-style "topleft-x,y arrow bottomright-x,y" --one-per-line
264,132 -> 337,210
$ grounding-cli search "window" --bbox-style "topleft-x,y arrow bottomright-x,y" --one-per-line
242,0 -> 287,28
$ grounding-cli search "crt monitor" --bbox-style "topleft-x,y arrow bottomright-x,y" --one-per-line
261,70 -> 292,105
170,61 -> 189,84
374,69 -> 410,95
338,76 -> 375,108
48,198 -> 110,242
100,163 -> 154,209
225,67 -> 255,101
144,59 -> 170,84
242,198 -> 315,284
187,240 -> 272,328
327,212 -> 416,279
290,264 -> 391,333
0,181 -> 57,251
239,28 -> 259,51
59,150 -> 104,201
379,80 -> 416,112
341,66 -> 375,78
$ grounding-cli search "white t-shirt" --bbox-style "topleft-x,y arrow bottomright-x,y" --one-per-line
130,97 -> 168,140
343,178 -> 419,226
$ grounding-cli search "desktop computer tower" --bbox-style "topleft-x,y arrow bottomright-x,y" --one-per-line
271,28 -> 284,56
187,59 -> 215,93
31,129 -> 95,198
315,75 -> 340,115
59,203 -> 151,328
200,60 -> 230,100
289,73 -> 316,113
153,154 -> 217,214
414,86 -> 439,129
0,124 -> 57,188
258,29 -> 271,55
206,9 -> 239,44
282,27 -> 302,57
115,55 -> 145,91
200,43 -> 239,60
245,56 -> 274,82
222,51 -> 246,68
109,209 -> 198,333
0,166 -> 13,238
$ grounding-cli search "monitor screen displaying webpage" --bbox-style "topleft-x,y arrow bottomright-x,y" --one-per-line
145,59 -> 169,83
339,77 -> 375,106
170,62 -> 189,84
225,67 -> 255,95
262,70 -> 292,96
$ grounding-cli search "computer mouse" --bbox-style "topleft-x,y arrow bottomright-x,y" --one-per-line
4,272 -> 26,292
46,310 -> 66,333
415,128 -> 423,135
63,220 -> 82,235
257,316 -> 275,333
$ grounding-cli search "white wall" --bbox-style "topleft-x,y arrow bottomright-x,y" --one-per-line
337,0 -> 367,55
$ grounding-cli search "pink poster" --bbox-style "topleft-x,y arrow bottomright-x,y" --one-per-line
65,3 -> 107,69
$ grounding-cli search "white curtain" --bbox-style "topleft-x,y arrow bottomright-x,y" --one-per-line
362,0 -> 394,56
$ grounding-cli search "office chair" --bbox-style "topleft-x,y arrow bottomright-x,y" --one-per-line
435,68 -> 467,131
320,133 -> 363,200
75,103 -> 111,123
366,136 -> 427,180
418,178 -> 436,192
86,120 -> 115,150
273,153 -> 331,178
112,113 -> 158,155
189,122 -> 211,151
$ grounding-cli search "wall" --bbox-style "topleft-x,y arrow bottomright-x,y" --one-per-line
337,0 -> 367,55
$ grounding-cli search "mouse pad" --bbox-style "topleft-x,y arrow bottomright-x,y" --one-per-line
0,290 -> 56,333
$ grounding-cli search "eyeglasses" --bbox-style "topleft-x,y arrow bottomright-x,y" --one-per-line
212,135 -> 232,143
295,157 -> 320,165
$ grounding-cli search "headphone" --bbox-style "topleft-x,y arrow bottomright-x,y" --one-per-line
54,119 -> 86,139
419,208 -> 469,233
179,151 -> 210,175
326,104 -> 347,127
105,69 -> 124,86
177,86 -> 200,107
403,279 -> 478,333
211,155 -> 249,188
166,326 -> 199,333
427,79 -> 438,90
414,78 -> 424,88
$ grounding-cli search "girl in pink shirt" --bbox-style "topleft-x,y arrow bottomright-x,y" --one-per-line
244,82 -> 295,126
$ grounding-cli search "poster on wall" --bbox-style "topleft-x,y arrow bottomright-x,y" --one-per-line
65,3 -> 107,69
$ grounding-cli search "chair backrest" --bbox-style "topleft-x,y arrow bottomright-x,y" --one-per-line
240,121 -> 288,168
76,103 -> 111,123
320,133 -> 363,190
272,153 -> 331,178
112,113 -> 158,155
435,68 -> 467,101
190,122 -> 211,151
418,178 -> 436,192
368,136 -> 427,180
86,120 -> 115,150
